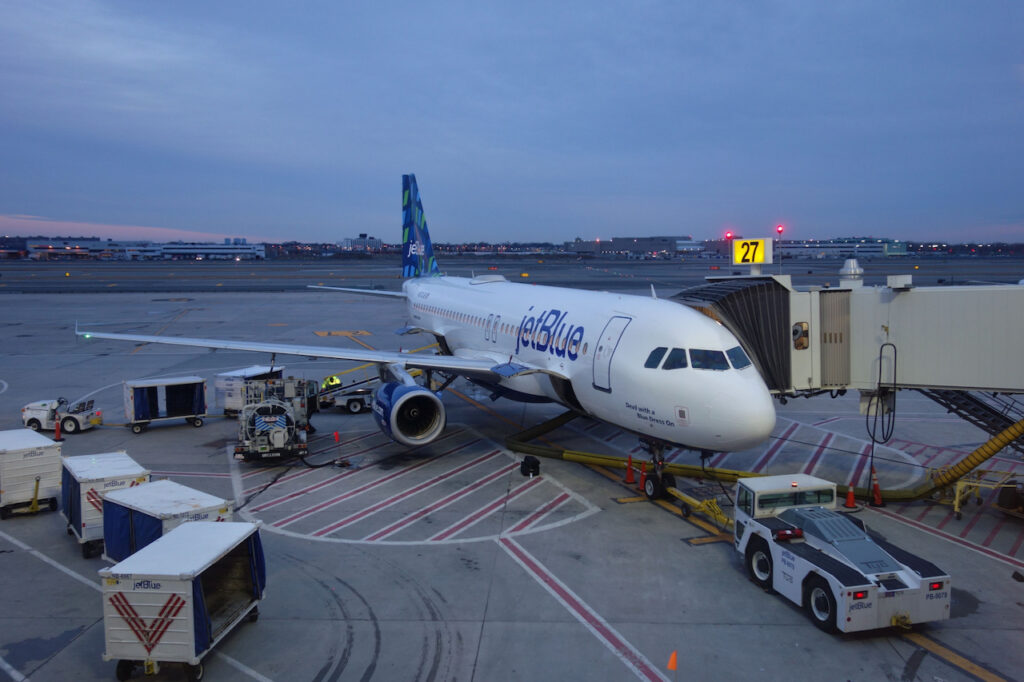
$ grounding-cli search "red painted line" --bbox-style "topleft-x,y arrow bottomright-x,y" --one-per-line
981,514 -> 1010,548
867,507 -> 1024,569
813,416 -> 842,427
250,466 -> 365,512
311,449 -> 502,537
507,492 -> 570,534
272,438 -> 481,528
604,432 -> 621,443
935,508 -> 956,532
846,443 -> 873,489
364,463 -> 518,541
958,485 -> 1003,538
751,422 -> 800,473
1009,525 -> 1024,558
802,433 -> 833,476
919,449 -> 944,467
242,438 -> 387,495
709,450 -> 730,468
499,537 -> 667,681
430,478 -> 544,542
913,499 -> 937,523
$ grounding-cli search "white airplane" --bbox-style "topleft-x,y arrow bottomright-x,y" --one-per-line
78,175 -> 775,470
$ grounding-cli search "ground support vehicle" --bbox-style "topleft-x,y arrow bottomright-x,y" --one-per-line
733,474 -> 951,633
22,398 -> 102,434
123,376 -> 207,433
243,377 -> 319,429
320,364 -> 379,413
214,365 -> 284,416
942,469 -> 1024,520
61,452 -> 150,558
234,398 -> 308,462
0,429 -> 61,519
99,522 -> 266,682
102,480 -> 233,562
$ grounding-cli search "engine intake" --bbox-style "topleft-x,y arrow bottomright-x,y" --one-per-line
373,383 -> 446,447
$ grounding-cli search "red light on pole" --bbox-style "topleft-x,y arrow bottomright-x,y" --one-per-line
725,230 -> 733,240
776,224 -> 784,236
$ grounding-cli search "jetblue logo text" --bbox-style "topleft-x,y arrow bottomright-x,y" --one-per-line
516,307 -> 585,360
133,580 -> 162,590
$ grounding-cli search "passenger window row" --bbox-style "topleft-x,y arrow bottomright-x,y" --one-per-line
644,345 -> 752,371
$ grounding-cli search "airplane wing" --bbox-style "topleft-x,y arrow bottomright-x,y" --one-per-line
76,329 -> 548,380
308,285 -> 406,299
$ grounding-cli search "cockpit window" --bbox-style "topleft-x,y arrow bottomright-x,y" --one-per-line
662,348 -> 688,370
726,346 -> 752,369
644,347 -> 668,368
689,349 -> 729,370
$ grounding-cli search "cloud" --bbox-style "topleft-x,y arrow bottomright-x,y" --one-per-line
0,214 -> 257,243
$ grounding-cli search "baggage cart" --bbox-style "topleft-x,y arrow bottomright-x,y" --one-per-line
99,522 -> 266,681
214,365 -> 284,416
123,376 -> 207,433
0,428 -> 61,519
61,452 -> 150,558
103,480 -> 233,562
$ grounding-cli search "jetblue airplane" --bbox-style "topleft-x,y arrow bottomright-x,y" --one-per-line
78,175 -> 775,461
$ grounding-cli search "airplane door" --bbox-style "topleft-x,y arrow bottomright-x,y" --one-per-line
485,314 -> 494,342
592,315 -> 632,393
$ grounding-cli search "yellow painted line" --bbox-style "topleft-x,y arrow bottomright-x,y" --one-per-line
131,309 -> 189,355
107,283 -> 117,287
686,534 -> 732,546
314,330 -> 371,337
267,323 -> 288,327
615,496 -> 647,504
216,282 -> 223,286
901,632 -> 1006,682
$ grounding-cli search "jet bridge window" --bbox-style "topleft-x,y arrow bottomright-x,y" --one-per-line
689,349 -> 729,370
662,348 -> 688,370
644,347 -> 668,368
726,346 -> 752,369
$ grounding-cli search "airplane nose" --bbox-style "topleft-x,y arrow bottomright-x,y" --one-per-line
709,379 -> 777,452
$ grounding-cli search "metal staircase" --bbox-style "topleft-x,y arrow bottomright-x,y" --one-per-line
917,390 -> 1024,456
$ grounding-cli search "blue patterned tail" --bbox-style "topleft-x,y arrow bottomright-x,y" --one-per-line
402,174 -> 441,278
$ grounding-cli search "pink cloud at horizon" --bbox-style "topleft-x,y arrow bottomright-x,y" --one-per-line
0,214 -> 265,244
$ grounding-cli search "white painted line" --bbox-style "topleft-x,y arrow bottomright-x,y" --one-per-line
0,654 -> 28,682
212,651 -> 276,682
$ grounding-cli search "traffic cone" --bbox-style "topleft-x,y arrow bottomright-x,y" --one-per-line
870,467 -> 885,507
844,485 -> 857,509
667,650 -> 677,672
333,430 -> 340,443
639,461 -> 647,491
54,418 -> 63,442
624,455 -> 635,484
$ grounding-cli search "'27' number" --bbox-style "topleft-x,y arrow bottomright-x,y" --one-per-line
739,241 -> 759,263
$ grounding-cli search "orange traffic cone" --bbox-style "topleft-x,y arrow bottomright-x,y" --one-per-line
624,455 -> 635,484
667,650 -> 677,672
638,461 -> 647,491
333,430 -> 340,443
54,417 -> 64,442
870,467 -> 885,507
844,485 -> 857,509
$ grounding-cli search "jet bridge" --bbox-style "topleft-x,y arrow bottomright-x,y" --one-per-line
671,263 -> 1024,453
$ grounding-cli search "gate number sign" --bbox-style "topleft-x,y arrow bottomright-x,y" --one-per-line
732,239 -> 773,265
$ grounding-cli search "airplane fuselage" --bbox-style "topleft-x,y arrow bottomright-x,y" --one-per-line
405,274 -> 776,453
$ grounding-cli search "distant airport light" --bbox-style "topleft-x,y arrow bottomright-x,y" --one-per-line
725,230 -> 734,240
776,224 -> 784,235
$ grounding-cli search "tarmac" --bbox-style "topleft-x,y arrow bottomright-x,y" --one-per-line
0,256 -> 1022,681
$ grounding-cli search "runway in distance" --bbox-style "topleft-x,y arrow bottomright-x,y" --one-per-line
78,175 -> 776,458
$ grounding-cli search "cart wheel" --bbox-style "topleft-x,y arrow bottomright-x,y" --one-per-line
131,424 -> 144,434
680,502 -> 691,518
347,399 -> 364,414
955,511 -> 963,520
48,498 -> 58,512
115,659 -> 134,681
804,575 -> 838,633
82,542 -> 93,559
26,419 -> 41,431
67,526 -> 74,536
185,662 -> 204,681
745,537 -> 773,590
192,418 -> 204,427
248,605 -> 260,623
61,417 -> 79,434
0,507 -> 9,521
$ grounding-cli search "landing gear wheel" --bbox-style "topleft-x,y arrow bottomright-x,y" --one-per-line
643,473 -> 664,500
185,662 -> 204,681
745,538 -> 773,589
191,418 -> 204,427
347,399 -> 364,414
115,659 -> 134,681
26,419 -> 41,431
805,575 -> 838,633
61,417 -> 78,434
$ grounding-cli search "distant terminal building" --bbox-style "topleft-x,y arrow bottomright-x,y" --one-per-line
563,236 -> 703,257
338,233 -> 382,251
23,237 -> 265,260
777,237 -> 907,259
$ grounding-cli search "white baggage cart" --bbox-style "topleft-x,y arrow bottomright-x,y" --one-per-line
61,452 -> 150,558
123,376 -> 207,433
214,365 -> 284,416
103,480 -> 233,562
0,428 -> 61,519
100,522 -> 266,681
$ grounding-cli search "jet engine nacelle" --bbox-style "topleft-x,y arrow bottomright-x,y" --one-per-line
373,382 -> 446,447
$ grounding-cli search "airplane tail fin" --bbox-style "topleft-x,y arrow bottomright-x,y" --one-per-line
402,174 -> 441,278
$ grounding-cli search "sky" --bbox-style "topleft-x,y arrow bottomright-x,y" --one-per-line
0,2 -> 1021,245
